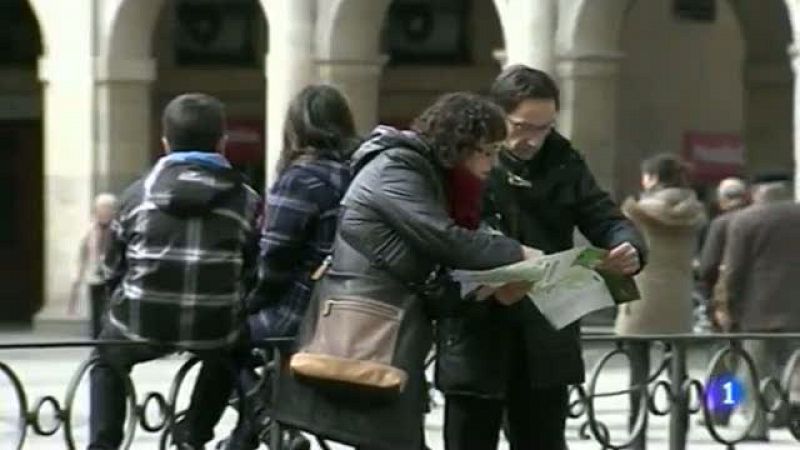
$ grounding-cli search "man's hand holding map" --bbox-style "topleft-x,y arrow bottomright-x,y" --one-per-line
452,246 -> 640,329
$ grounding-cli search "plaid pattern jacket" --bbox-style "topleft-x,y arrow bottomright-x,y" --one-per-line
104,152 -> 262,348
247,158 -> 350,338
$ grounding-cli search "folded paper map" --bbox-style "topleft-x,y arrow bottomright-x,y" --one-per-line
451,246 -> 640,330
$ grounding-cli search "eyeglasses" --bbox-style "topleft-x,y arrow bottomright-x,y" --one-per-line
507,117 -> 555,135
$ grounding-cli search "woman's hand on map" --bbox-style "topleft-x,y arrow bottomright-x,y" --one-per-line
493,280 -> 534,305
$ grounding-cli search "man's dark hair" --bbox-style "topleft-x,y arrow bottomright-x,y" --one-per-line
490,64 -> 560,112
641,153 -> 689,189
162,93 -> 226,152
411,92 -> 507,168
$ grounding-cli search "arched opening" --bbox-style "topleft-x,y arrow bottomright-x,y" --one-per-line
317,0 -> 392,134
566,0 -> 793,200
729,0 -> 794,178
152,0 -> 269,191
616,0 -> 746,198
560,0 -> 631,56
378,0 -> 505,127
0,0 -> 44,324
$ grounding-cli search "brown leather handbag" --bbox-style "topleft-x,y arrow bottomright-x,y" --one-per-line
290,295 -> 408,393
289,222 -> 417,395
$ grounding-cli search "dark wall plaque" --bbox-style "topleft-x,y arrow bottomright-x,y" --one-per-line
383,0 -> 471,65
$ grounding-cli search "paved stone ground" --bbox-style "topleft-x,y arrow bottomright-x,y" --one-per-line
1,327 -> 797,449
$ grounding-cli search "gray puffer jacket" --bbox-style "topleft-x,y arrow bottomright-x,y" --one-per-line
271,126 -> 523,449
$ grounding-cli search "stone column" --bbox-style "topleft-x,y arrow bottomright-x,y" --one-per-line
95,56 -> 157,194
557,52 -> 623,194
741,60 -> 793,177
317,56 -> 388,135
497,0 -> 557,74
264,0 -> 316,188
790,44 -> 800,199
37,52 -> 96,320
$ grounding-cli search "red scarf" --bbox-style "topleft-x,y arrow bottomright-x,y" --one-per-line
445,165 -> 484,230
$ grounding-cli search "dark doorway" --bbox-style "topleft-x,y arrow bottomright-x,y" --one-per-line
0,121 -> 43,323
0,0 -> 43,324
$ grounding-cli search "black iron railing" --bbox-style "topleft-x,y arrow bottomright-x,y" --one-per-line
0,339 -> 288,450
1,334 -> 799,450
572,333 -> 800,450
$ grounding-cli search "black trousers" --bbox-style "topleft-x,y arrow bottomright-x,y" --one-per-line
627,342 -> 650,450
89,283 -> 107,339
88,324 -> 240,449
444,351 -> 569,450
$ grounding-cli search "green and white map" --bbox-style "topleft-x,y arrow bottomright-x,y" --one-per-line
452,247 -> 639,329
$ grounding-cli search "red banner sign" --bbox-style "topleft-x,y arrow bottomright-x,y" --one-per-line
682,131 -> 744,183
225,119 -> 264,165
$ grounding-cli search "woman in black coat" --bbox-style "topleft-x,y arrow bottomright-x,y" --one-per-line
272,92 -> 535,449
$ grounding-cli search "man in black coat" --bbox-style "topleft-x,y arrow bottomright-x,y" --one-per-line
436,65 -> 647,450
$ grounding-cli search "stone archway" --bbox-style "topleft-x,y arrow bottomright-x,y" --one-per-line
729,0 -> 794,177
317,0 -> 392,134
151,0 -> 269,189
616,1 -> 745,196
104,0 -> 166,59
371,0 -> 506,128
101,0 -> 271,193
558,0 -> 632,57
554,0 -> 633,193
320,0 -> 393,60
559,0 -> 793,197
493,0 -> 556,71
97,0 -> 164,193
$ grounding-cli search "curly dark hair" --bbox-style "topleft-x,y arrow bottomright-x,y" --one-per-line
411,92 -> 507,168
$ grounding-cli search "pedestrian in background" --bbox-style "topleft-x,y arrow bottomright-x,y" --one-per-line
68,192 -> 117,338
695,177 -> 750,424
615,154 -> 705,447
616,154 -> 705,336
722,175 -> 800,441
697,176 -> 749,330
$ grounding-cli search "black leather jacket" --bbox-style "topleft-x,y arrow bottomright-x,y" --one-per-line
436,131 -> 648,397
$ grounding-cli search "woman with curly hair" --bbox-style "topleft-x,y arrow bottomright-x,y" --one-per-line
271,92 -> 539,449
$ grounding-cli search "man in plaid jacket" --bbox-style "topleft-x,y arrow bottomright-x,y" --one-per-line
88,93 -> 262,450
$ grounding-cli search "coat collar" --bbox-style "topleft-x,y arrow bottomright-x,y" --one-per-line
493,131 -> 579,195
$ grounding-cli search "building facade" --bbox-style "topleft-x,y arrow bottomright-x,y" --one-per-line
1,0 -> 798,323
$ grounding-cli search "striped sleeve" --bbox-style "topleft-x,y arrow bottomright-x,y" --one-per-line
246,170 -> 320,312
